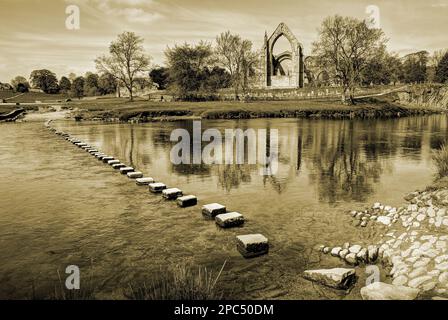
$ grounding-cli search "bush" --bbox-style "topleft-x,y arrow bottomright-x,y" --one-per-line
433,144 -> 448,178
127,262 -> 226,300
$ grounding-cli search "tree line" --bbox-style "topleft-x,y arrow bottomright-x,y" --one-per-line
3,15 -> 448,104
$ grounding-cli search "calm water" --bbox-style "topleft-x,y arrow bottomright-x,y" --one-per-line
0,115 -> 447,299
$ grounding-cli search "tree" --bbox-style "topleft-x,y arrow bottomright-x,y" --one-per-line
312,15 -> 387,104
215,31 -> 258,98
84,73 -> 100,96
435,51 -> 448,83
401,51 -> 429,84
361,50 -> 402,85
95,31 -> 151,101
10,76 -> 30,93
149,67 -> 169,90
59,76 -> 71,93
30,69 -> 60,93
203,66 -> 232,92
165,42 -> 213,98
68,73 -> 77,82
71,76 -> 85,99
98,73 -> 118,95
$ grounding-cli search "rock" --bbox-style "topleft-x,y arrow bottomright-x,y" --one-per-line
330,247 -> 342,257
343,242 -> 350,249
367,245 -> 378,263
377,216 -> 392,225
177,195 -> 198,207
392,275 -> 408,286
215,212 -> 245,228
356,248 -> 368,263
127,171 -> 143,179
360,282 -> 420,300
416,214 -> 426,222
361,221 -> 368,227
436,262 -> 448,271
202,203 -> 226,218
373,202 -> 381,209
409,267 -> 428,279
302,268 -> 356,290
119,167 -> 134,174
162,188 -> 183,200
349,245 -> 362,254
135,177 -> 155,186
148,182 -> 167,193
408,275 -> 433,289
345,253 -> 358,265
102,156 -> 114,163
107,159 -> 120,165
339,249 -> 349,259
112,163 -> 126,169
322,247 -> 330,254
438,272 -> 448,285
236,234 -> 269,258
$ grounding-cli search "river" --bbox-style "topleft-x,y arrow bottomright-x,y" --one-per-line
0,115 -> 447,299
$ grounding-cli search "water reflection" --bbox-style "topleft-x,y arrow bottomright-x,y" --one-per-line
71,115 -> 447,204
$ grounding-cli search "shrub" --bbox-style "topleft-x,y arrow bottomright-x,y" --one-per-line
433,144 -> 448,178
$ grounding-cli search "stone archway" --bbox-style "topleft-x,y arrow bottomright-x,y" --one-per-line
260,23 -> 304,88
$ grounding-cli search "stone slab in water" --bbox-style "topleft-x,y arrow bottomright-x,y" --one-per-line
136,177 -> 155,186
149,182 -> 167,193
303,268 -> 356,290
202,203 -> 226,218
87,149 -> 98,153
215,212 -> 245,228
177,195 -> 198,207
162,188 -> 183,200
96,154 -> 107,160
360,282 -> 420,300
102,156 -> 114,163
120,167 -> 134,174
107,160 -> 120,165
127,171 -> 143,179
81,145 -> 91,149
236,234 -> 269,258
112,163 -> 126,169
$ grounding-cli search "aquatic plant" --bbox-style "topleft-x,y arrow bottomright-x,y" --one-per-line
433,144 -> 448,179
127,261 -> 227,300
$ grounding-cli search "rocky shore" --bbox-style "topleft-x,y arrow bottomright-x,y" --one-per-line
307,182 -> 448,300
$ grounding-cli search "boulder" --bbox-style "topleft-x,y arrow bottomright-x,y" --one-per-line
303,268 -> 356,290
331,247 -> 342,257
127,171 -> 143,179
367,245 -> 379,263
377,216 -> 392,225
112,163 -> 126,169
215,212 -> 245,228
102,156 -> 114,163
177,195 -> 198,207
349,245 -> 362,254
202,203 -> 226,218
236,234 -> 269,258
136,177 -> 155,186
119,167 -> 134,174
345,253 -> 358,265
148,182 -> 167,193
108,160 -> 120,165
360,282 -> 420,300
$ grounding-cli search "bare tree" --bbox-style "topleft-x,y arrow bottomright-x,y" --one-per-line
312,15 -> 386,104
215,31 -> 257,99
95,31 -> 151,101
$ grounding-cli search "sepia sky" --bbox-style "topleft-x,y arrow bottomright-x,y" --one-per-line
1,0 -> 448,83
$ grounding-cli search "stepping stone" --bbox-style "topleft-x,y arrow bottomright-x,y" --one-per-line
202,203 -> 226,218
136,177 -> 155,186
236,234 -> 269,258
215,212 -> 245,228
81,145 -> 91,150
76,142 -> 87,147
112,163 -> 126,169
162,188 -> 183,200
107,159 -> 120,165
149,182 -> 167,193
177,195 -> 198,207
102,156 -> 114,163
303,268 -> 356,290
120,167 -> 134,174
87,149 -> 98,153
127,171 -> 143,179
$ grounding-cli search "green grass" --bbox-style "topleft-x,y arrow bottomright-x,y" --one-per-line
433,144 -> 448,179
0,91 -> 69,103
126,262 -> 227,300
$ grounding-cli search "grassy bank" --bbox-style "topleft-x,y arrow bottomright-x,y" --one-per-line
68,93 -> 443,122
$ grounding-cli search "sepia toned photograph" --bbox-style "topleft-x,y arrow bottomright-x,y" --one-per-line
1,0 -> 448,309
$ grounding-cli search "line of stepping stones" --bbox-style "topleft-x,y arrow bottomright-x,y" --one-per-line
44,121 -> 269,258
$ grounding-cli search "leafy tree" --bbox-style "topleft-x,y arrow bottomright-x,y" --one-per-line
95,31 -> 151,101
98,73 -> 118,95
165,42 -> 213,98
71,76 -> 85,99
361,50 -> 403,85
215,31 -> 258,97
30,69 -> 59,93
435,51 -> 448,83
401,51 -> 429,84
312,15 -> 387,104
149,67 -> 169,90
203,66 -> 231,92
84,73 -> 100,96
59,76 -> 71,93
10,76 -> 30,93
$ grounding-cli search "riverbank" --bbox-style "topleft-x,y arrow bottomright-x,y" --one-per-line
64,93 -> 443,122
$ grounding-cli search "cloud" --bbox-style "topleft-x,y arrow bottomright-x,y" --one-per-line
95,0 -> 162,24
